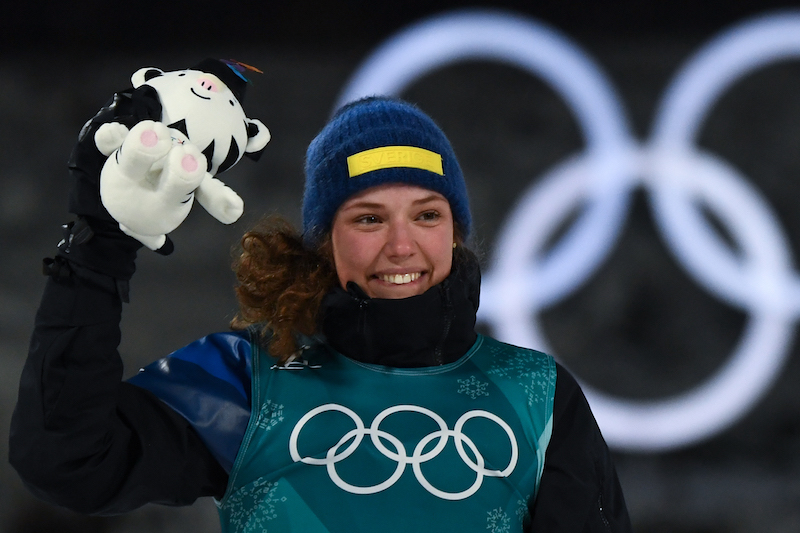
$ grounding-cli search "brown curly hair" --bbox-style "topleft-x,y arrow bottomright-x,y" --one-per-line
230,215 -> 338,363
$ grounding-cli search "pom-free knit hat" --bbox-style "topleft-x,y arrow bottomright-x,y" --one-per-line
302,97 -> 471,246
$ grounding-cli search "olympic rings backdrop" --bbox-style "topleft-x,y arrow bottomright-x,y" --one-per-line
335,9 -> 800,452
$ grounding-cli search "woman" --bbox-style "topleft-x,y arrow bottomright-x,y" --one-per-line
10,97 -> 632,532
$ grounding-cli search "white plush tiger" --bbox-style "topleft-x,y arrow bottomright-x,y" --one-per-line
94,59 -> 271,251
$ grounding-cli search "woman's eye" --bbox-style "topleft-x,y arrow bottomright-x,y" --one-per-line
418,211 -> 440,221
356,215 -> 380,224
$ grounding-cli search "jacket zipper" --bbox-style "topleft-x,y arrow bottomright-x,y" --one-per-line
434,283 -> 454,365
597,493 -> 611,531
357,297 -> 372,361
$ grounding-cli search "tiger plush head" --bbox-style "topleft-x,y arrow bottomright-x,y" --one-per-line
131,58 -> 270,176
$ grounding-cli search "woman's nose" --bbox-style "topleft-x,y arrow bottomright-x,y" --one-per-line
384,221 -> 415,257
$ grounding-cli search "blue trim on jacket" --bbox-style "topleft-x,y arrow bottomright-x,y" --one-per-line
127,330 -> 253,473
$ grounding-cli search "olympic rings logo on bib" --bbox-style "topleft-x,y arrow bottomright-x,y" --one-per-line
289,403 -> 518,500
337,10 -> 800,452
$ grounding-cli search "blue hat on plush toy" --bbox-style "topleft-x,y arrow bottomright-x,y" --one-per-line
302,97 -> 471,246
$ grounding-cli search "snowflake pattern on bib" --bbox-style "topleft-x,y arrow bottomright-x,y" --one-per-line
486,344 -> 555,407
256,399 -> 285,431
487,507 -> 512,533
457,375 -> 490,399
225,478 -> 287,532
516,497 -> 530,524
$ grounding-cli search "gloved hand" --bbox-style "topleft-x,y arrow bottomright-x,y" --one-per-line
54,85 -> 170,284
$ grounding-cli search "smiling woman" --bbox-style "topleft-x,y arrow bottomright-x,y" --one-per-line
331,184 -> 455,299
11,96 -> 632,532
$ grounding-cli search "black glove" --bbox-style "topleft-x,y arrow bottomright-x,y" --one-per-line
45,85 -> 170,292
67,85 -> 162,223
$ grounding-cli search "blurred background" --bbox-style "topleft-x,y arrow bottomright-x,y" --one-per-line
3,1 -> 800,531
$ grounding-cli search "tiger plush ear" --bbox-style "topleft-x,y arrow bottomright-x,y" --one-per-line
243,118 -> 270,161
131,67 -> 165,87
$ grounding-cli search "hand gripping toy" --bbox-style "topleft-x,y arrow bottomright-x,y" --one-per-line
94,59 -> 270,251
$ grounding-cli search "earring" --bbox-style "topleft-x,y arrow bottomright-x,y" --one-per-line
452,242 -> 457,249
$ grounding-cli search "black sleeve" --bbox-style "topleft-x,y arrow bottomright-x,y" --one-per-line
8,261 -> 228,515
9,86 -> 225,514
528,363 -> 633,532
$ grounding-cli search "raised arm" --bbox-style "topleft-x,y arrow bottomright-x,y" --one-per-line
9,88 -> 228,514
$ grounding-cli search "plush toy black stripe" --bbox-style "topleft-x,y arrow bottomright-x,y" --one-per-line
217,137 -> 240,174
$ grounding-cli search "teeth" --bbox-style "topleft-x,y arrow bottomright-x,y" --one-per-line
381,272 -> 421,285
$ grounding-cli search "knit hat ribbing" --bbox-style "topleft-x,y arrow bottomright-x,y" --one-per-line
302,97 -> 471,245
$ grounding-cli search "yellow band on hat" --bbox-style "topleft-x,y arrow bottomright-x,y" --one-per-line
347,146 -> 444,178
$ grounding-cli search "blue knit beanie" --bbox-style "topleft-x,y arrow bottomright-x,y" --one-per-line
302,97 -> 471,246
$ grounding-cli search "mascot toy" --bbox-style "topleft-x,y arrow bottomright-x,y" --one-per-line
89,58 -> 270,252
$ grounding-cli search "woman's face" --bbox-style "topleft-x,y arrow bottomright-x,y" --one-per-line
331,183 -> 455,299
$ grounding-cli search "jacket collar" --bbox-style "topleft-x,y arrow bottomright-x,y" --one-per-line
318,252 -> 480,368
